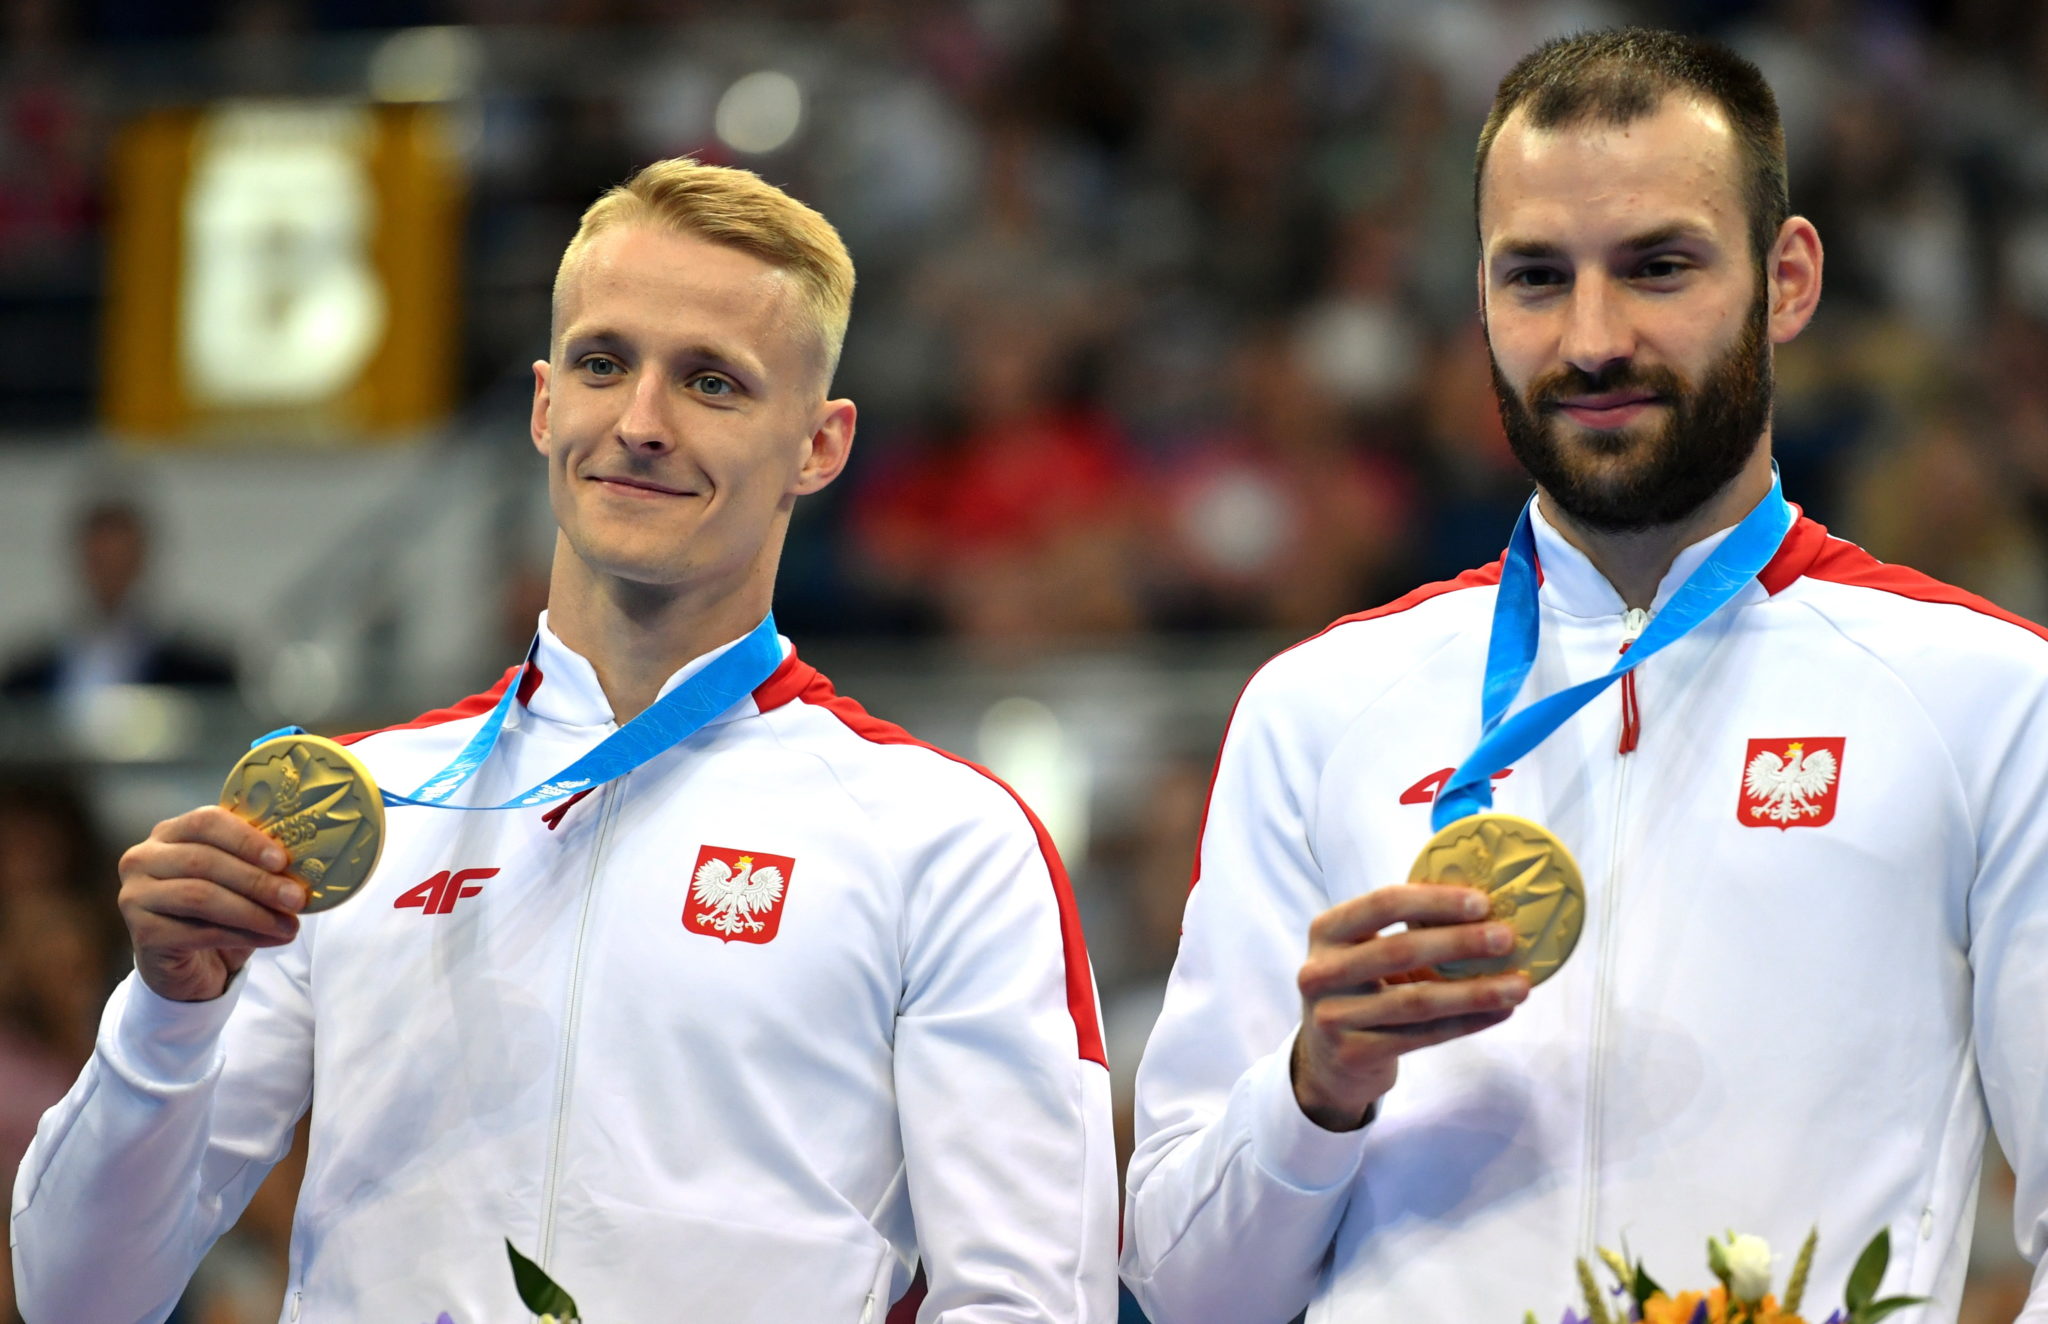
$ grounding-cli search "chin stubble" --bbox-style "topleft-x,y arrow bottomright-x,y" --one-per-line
1488,289 -> 1773,535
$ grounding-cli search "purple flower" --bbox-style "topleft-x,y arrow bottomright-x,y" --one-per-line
1558,1311 -> 1588,1324
1687,1302 -> 1708,1324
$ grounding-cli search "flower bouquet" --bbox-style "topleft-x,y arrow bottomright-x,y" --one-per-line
1529,1227 -> 1926,1324
424,1241 -> 582,1324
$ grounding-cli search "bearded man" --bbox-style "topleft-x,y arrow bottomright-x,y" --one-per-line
1122,28 -> 2048,1323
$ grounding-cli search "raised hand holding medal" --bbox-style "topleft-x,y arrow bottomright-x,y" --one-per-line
119,616 -> 785,1004
1291,476 -> 1794,1130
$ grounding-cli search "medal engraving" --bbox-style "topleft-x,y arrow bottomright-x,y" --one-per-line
1409,813 -> 1585,986
221,734 -> 385,913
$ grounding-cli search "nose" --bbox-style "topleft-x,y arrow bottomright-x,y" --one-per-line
613,370 -> 673,454
1557,273 -> 1634,381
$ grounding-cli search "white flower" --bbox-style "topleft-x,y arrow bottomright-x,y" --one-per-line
1723,1233 -> 1773,1304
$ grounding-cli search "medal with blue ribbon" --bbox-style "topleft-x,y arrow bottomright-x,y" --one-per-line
1412,478 -> 1795,985
219,614 -> 786,911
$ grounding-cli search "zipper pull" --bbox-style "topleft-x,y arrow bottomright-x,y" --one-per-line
1617,607 -> 1648,755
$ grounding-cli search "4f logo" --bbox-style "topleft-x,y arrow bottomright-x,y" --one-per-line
395,867 -> 497,915
1400,767 -> 1513,805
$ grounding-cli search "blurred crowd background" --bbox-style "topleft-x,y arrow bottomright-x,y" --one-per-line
3,0 -> 2045,1320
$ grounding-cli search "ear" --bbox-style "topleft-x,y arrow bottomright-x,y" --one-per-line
1765,217 -> 1823,345
529,360 -> 552,456
791,397 -> 857,497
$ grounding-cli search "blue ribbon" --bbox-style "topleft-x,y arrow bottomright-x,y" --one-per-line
254,613 -> 785,812
1431,480 -> 1794,831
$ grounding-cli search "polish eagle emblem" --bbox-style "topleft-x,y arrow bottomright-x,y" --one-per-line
1739,738 -> 1845,829
684,846 -> 797,943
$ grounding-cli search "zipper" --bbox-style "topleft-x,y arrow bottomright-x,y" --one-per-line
1579,606 -> 1646,1257
1617,606 -> 1648,755
537,777 -> 628,1268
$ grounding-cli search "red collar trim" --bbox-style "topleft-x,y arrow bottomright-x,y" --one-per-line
751,651 -> 816,714
1756,508 -> 1828,596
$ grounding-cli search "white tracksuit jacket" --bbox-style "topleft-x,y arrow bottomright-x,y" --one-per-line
12,621 -> 1117,1324
1123,505 -> 2048,1323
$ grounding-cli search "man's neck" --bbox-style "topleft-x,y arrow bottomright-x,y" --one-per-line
543,554 -> 775,723
1536,446 -> 1775,613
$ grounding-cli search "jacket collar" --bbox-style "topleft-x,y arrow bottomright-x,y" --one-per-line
1527,499 -> 1774,622
515,611 -> 790,730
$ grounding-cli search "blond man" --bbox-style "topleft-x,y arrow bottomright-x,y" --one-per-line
13,158 -> 1116,1323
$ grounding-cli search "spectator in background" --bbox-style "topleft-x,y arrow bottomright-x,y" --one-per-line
0,497 -> 238,712
1149,327 -> 1414,632
1848,404 -> 2048,622
1411,324 -> 1532,573
853,308 -> 1142,649
0,777 -> 119,1324
0,0 -> 96,268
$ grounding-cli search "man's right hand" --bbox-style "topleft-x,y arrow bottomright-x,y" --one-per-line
1291,883 -> 1530,1131
117,807 -> 307,1003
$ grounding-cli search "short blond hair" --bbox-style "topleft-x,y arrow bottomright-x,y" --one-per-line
553,157 -> 856,384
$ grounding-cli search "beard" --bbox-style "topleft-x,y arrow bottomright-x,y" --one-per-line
1488,288 -> 1773,535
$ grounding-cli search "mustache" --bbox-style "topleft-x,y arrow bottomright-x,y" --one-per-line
1527,360 -> 1688,408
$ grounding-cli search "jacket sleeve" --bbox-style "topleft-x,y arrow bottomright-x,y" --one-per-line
891,784 -> 1117,1324
1121,664 -> 1368,1324
10,942 -> 314,1324
1967,673 -> 2048,1320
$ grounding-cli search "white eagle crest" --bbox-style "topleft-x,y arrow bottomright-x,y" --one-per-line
1744,741 -> 1838,823
690,854 -> 786,935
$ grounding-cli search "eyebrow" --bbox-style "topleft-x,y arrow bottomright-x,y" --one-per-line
1489,223 -> 1718,264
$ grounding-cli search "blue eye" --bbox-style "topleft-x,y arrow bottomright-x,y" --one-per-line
581,356 -> 622,377
689,374 -> 735,397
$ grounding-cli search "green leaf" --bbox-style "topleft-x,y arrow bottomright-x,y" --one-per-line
1632,1262 -> 1664,1307
1844,1228 -> 1890,1312
1706,1235 -> 1731,1287
506,1240 -> 580,1319
1859,1294 -> 1930,1324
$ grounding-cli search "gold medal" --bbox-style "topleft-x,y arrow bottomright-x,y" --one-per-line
220,733 -> 385,913
1408,813 -> 1585,986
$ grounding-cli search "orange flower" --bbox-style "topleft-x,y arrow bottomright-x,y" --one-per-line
1641,1288 -> 1713,1324
1638,1287 -> 1808,1324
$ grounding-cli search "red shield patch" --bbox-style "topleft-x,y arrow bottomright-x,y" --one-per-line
1737,737 -> 1845,830
684,845 -> 796,944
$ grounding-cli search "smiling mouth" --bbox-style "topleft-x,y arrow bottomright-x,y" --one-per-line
1547,394 -> 1665,428
589,474 -> 697,497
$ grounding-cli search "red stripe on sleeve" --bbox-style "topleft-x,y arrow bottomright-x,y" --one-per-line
754,661 -> 1108,1068
1769,515 -> 2048,642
